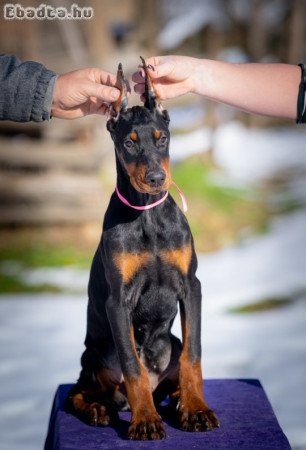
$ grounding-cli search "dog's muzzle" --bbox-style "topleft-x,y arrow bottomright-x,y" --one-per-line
145,169 -> 166,189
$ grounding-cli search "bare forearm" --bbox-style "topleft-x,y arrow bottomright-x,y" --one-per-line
193,60 -> 301,120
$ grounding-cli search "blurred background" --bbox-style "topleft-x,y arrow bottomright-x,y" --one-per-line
0,0 -> 306,449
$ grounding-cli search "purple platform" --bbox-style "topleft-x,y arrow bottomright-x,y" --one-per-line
44,379 -> 291,450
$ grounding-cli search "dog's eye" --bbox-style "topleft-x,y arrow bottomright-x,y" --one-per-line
160,136 -> 168,145
124,139 -> 134,150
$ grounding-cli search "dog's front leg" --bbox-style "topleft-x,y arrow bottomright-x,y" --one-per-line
178,277 -> 220,432
106,296 -> 166,440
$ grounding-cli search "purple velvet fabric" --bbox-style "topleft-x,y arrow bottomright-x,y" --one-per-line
44,379 -> 291,450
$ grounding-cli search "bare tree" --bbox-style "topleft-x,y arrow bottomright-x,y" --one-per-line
247,0 -> 267,61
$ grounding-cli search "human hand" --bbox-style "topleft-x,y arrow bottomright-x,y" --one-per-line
51,68 -> 121,119
132,55 -> 201,101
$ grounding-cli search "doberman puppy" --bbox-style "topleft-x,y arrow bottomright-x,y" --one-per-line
67,59 -> 219,440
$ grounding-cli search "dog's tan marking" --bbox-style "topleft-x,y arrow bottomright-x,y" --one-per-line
178,317 -> 208,413
126,325 -> 156,407
124,160 -> 172,193
160,158 -> 172,186
113,251 -> 153,284
153,129 -> 161,140
160,243 -> 192,275
125,326 -> 164,439
177,318 -> 220,431
123,162 -> 148,192
124,162 -> 144,178
130,131 -> 138,142
125,368 -> 160,418
124,161 -> 136,177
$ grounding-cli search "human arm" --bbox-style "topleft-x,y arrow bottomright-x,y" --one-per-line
0,54 -> 120,122
133,56 -> 302,121
51,68 -> 120,119
0,54 -> 56,122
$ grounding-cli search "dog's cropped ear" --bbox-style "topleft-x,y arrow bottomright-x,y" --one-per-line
140,56 -> 170,125
140,56 -> 159,113
112,63 -> 129,116
107,118 -> 117,135
162,109 -> 170,126
107,63 -> 129,136
107,63 -> 130,123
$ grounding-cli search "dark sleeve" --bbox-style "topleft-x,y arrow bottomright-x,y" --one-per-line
0,54 -> 56,122
296,63 -> 306,124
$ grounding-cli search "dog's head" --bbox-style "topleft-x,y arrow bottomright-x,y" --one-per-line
107,59 -> 171,195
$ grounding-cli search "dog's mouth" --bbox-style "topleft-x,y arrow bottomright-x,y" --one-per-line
124,160 -> 172,195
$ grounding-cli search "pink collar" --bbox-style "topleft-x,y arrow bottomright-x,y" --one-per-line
115,186 -> 168,210
115,182 -> 188,212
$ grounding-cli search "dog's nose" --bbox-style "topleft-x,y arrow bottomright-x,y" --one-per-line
145,170 -> 166,188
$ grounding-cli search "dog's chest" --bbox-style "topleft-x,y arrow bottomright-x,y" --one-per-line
143,213 -> 192,272
137,208 -> 188,250
111,211 -> 192,283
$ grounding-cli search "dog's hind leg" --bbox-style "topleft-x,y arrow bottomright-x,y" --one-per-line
152,333 -> 182,407
66,384 -> 119,426
66,351 -> 122,426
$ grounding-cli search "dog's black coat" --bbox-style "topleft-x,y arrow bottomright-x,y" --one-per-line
67,83 -> 219,440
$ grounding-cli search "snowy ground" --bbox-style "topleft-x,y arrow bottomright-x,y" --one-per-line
1,122 -> 306,449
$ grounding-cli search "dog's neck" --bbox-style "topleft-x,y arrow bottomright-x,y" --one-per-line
115,154 -> 166,207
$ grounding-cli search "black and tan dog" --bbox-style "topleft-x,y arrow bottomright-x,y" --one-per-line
67,59 -> 219,440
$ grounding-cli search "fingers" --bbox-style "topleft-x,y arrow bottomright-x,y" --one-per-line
91,67 -> 132,97
132,56 -> 172,81
91,68 -> 118,88
54,58 -> 175,119
83,82 -> 120,103
132,61 -> 156,84
132,71 -> 144,84
147,58 -> 173,79
83,67 -> 130,105
96,102 -> 112,116
134,82 -> 145,96
132,56 -> 175,101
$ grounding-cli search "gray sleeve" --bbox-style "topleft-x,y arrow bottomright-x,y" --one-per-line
43,74 -> 58,119
0,54 -> 56,122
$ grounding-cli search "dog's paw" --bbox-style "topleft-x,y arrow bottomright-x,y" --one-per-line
87,402 -> 110,426
128,415 -> 166,440
179,408 -> 220,432
66,391 -> 120,427
85,402 -> 119,427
